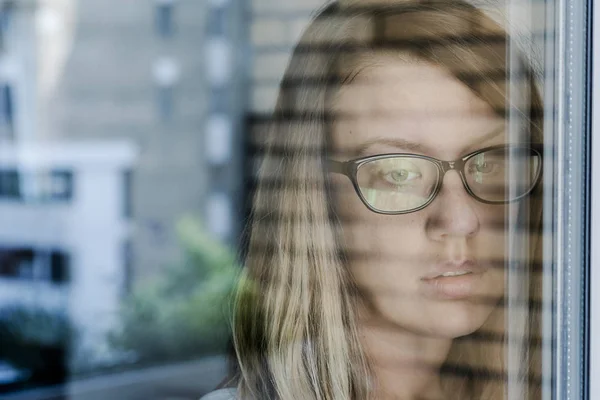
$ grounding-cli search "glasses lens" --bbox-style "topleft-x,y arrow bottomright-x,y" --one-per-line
356,157 -> 439,212
464,147 -> 541,202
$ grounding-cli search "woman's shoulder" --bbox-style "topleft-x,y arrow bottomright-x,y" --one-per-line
199,388 -> 238,400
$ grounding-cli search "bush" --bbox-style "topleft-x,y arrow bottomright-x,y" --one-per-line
111,216 -> 239,363
0,306 -> 74,384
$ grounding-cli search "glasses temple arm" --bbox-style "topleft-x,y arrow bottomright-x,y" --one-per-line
327,159 -> 349,176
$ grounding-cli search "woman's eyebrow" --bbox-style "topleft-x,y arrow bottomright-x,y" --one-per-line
353,137 -> 430,156
462,125 -> 507,153
348,125 -> 506,157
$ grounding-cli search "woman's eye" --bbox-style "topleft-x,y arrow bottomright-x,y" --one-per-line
476,162 -> 492,173
383,169 -> 421,185
470,161 -> 499,174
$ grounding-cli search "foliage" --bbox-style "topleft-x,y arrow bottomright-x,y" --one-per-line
111,216 -> 239,363
0,306 -> 74,383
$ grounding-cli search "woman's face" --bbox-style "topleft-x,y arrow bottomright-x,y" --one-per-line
330,56 -> 512,338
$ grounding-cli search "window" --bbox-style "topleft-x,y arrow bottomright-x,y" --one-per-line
155,0 -> 176,38
3,0 -> 599,399
122,240 -> 133,295
206,114 -> 233,165
0,83 -> 14,140
0,169 -> 19,198
0,169 -> 73,202
50,251 -> 70,284
153,57 -> 180,122
206,7 -> 227,37
0,249 -> 34,280
206,192 -> 232,240
45,170 -> 73,201
0,1 -> 14,51
157,85 -> 174,121
0,248 -> 70,284
122,169 -> 133,219
0,1 -> 17,140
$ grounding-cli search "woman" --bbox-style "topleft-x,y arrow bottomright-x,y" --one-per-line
203,0 -> 543,399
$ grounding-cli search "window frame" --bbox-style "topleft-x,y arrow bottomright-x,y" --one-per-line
589,0 -> 600,398
550,0 -> 593,398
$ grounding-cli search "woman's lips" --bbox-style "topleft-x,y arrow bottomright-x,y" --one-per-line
421,261 -> 486,299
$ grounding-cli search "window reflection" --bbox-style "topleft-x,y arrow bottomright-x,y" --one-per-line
0,0 -> 586,399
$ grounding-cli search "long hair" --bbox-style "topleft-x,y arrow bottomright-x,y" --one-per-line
232,1 -> 544,399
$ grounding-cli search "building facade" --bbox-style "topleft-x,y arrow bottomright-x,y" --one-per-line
48,0 -> 211,282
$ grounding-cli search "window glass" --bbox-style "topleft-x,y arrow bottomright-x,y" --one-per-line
0,0 -> 593,399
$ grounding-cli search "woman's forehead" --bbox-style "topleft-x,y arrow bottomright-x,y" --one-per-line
329,57 -> 505,158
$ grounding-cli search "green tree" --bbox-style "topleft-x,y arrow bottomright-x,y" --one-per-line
111,216 -> 239,363
0,306 -> 74,384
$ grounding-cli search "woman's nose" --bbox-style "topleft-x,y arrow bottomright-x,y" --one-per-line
425,170 -> 480,240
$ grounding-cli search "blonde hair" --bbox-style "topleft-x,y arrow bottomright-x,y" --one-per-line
232,1 -> 543,399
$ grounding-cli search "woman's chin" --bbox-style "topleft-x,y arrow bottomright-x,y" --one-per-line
380,300 -> 497,339
429,302 -> 497,338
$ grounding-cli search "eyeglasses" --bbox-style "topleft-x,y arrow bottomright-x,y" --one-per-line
328,145 -> 542,215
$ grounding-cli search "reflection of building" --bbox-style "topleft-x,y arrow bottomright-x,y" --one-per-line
47,0 -> 214,283
0,141 -> 137,356
0,0 -> 249,366
0,0 -> 136,366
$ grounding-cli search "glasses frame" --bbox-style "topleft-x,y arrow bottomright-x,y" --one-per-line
328,144 -> 543,215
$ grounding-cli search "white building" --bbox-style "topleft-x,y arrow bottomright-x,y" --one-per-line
0,140 -> 138,362
0,0 -> 138,367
